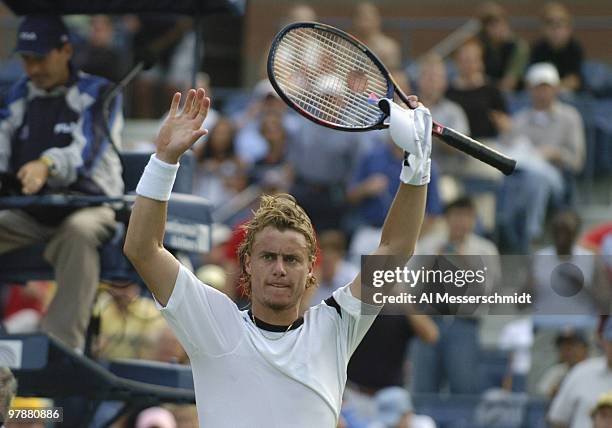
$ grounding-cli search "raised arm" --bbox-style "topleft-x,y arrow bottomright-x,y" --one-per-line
124,89 -> 210,305
350,97 -> 431,300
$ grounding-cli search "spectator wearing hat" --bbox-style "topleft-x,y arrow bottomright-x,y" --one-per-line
536,327 -> 589,399
0,16 -> 123,350
548,318 -> 612,428
500,62 -> 586,248
592,392 -> 612,428
366,387 -> 436,428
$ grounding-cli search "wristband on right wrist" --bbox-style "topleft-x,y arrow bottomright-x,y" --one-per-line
135,154 -> 180,201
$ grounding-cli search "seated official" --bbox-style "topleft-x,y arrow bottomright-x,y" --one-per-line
0,16 -> 123,350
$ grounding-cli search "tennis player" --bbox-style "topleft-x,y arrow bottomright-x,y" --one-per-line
124,88 -> 431,427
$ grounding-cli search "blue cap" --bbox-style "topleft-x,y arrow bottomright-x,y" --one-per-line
15,16 -> 69,56
374,387 -> 413,427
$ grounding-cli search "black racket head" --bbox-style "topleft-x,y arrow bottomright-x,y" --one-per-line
267,21 -> 394,132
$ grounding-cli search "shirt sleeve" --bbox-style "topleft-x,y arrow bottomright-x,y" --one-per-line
156,264 -> 244,357
489,86 -> 508,113
331,284 -> 382,357
547,364 -> 578,425
562,107 -> 585,173
0,80 -> 27,172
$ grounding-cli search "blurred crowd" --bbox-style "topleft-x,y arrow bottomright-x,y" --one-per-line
2,1 -> 612,428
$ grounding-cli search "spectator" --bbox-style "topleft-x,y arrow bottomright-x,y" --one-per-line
249,112 -> 290,186
446,39 -> 512,231
581,222 -> 612,255
352,2 -> 401,70
347,132 -> 442,260
1,281 -> 53,334
92,280 -> 166,360
591,392 -> 612,428
195,263 -> 232,300
233,79 -> 300,165
168,404 -> 199,428
150,325 -> 188,364
530,2 -> 584,92
548,318 -> 612,428
288,116 -> 363,232
528,210 -> 610,323
447,39 -> 511,142
411,196 -> 501,394
0,16 -> 123,350
537,327 -> 590,398
71,15 -> 128,83
367,387 -> 437,428
192,117 -> 247,208
127,15 -> 193,118
283,3 -> 317,25
345,310 -> 438,421
477,2 -> 529,92
0,368 -> 16,426
305,230 -> 358,308
498,62 -> 586,249
135,407 -> 177,428
416,53 -> 469,182
514,62 -> 585,202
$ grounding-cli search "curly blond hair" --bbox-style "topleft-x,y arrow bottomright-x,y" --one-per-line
238,194 -> 317,297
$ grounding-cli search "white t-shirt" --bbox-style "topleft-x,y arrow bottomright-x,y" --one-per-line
157,264 -> 381,428
548,356 -> 612,428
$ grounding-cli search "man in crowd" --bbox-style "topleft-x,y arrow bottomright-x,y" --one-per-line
548,318 -> 612,428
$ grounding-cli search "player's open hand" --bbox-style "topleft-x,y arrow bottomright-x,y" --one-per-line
155,88 -> 210,164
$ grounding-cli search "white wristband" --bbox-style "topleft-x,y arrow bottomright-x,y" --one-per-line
135,154 -> 179,201
400,155 -> 431,186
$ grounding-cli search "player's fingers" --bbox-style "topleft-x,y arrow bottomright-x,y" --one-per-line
192,129 -> 208,140
169,92 -> 181,117
197,95 -> 211,120
190,89 -> 205,119
182,89 -> 196,116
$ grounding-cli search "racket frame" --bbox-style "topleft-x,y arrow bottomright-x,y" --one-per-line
268,21 -> 517,175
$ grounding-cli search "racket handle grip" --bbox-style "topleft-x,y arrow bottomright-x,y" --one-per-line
434,124 -> 517,176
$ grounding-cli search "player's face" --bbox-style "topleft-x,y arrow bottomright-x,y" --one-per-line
21,44 -> 72,91
246,226 -> 312,312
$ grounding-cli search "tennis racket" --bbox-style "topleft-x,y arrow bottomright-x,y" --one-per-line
267,21 -> 516,176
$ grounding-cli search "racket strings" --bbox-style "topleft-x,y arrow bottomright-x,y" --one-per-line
274,55 -> 377,124
272,27 -> 388,128
274,33 -> 378,123
282,29 -> 385,124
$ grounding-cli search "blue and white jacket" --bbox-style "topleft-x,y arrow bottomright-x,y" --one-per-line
0,69 -> 123,197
